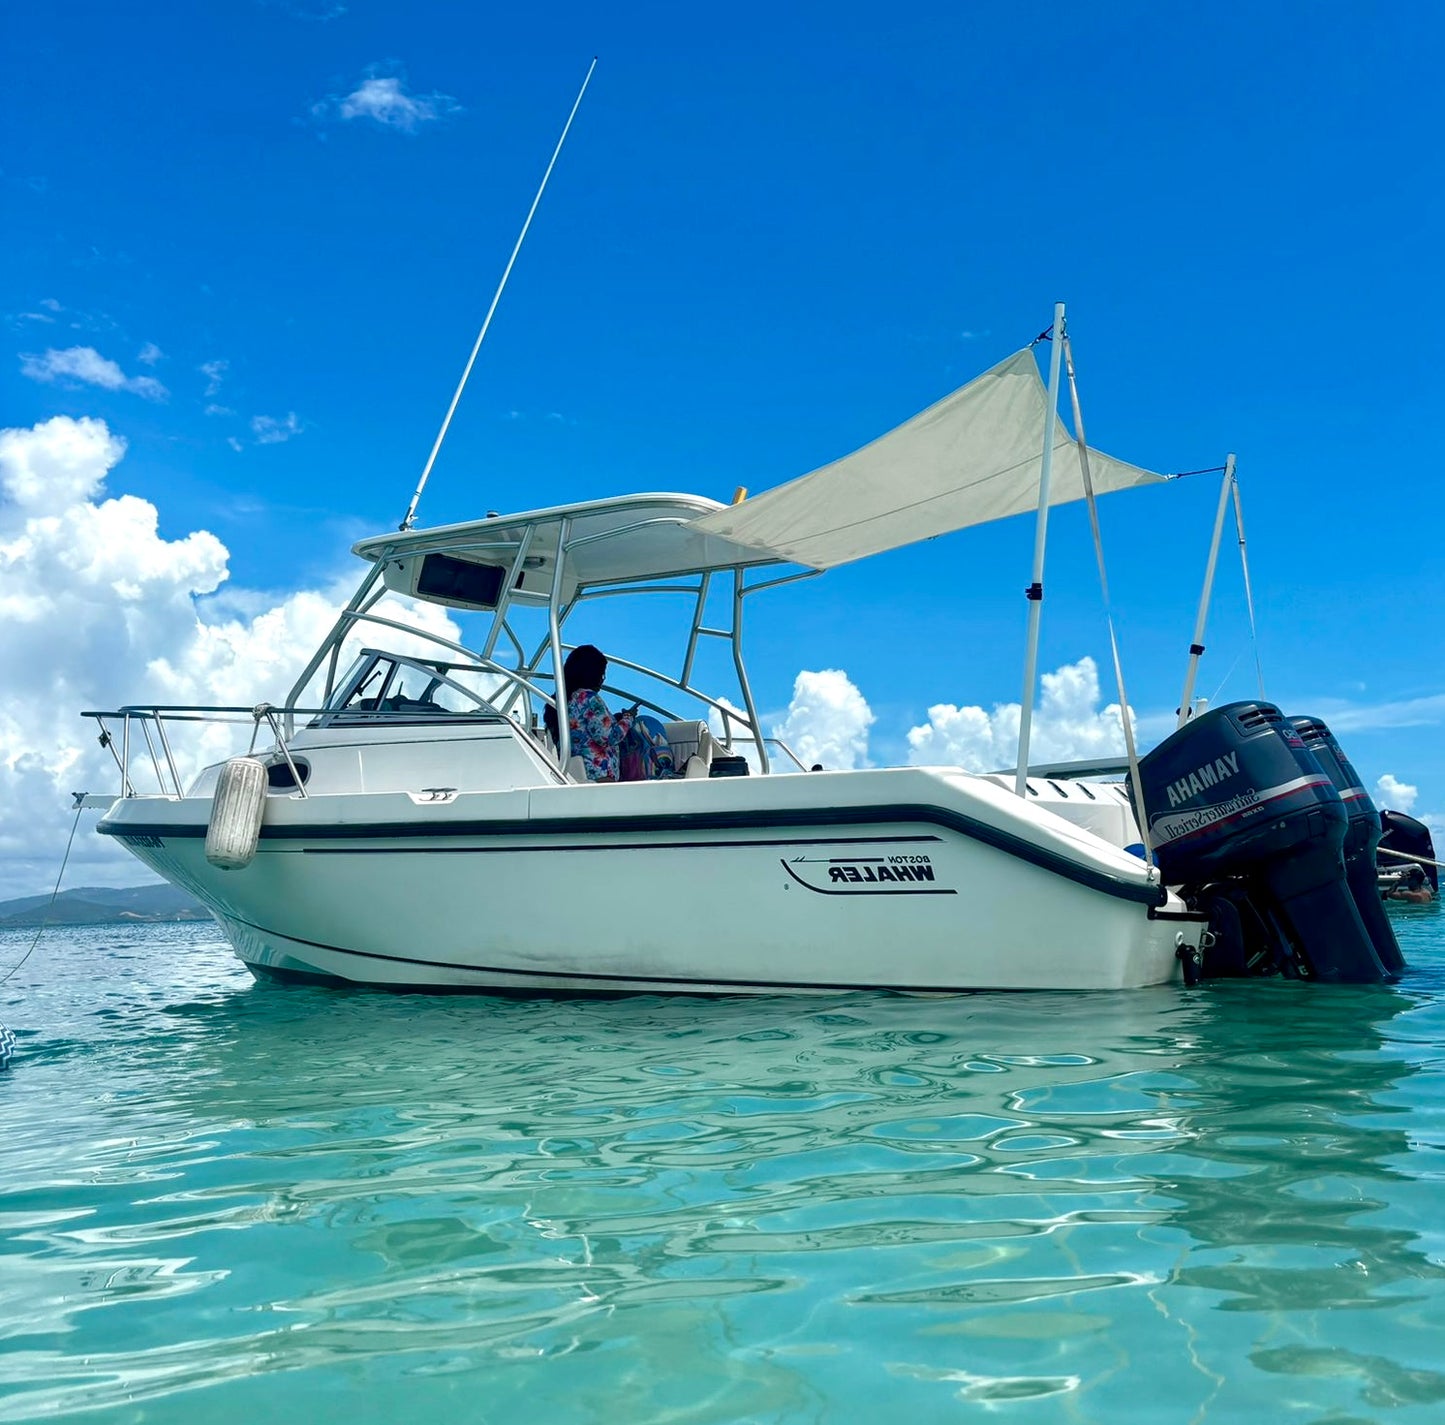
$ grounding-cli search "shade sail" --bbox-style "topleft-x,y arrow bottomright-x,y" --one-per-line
691,348 -> 1165,569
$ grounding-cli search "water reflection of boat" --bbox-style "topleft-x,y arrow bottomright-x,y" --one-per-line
11,922 -> 1442,1420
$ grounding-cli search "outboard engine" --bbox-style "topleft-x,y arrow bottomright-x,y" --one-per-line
1379,810 -> 1439,895
1291,716 -> 1406,974
1135,701 -> 1391,984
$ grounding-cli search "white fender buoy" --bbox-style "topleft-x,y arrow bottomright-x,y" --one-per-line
205,757 -> 267,870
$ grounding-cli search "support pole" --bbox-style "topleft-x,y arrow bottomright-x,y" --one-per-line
1015,302 -> 1066,797
547,519 -> 572,766
1062,333 -> 1153,865
1177,454 -> 1236,728
731,569 -> 769,774
1231,475 -> 1267,699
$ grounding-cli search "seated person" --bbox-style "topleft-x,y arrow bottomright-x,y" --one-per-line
544,644 -> 637,782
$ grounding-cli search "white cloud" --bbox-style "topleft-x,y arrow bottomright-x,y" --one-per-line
137,342 -> 164,366
200,359 -> 228,397
0,415 -> 457,897
907,656 -> 1131,772
315,70 -> 461,133
19,346 -> 169,401
1376,773 -> 1418,813
205,404 -> 235,418
1305,693 -> 1445,734
250,412 -> 303,445
773,669 -> 874,771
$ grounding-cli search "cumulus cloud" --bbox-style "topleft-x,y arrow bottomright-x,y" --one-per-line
907,656 -> 1131,772
773,669 -> 874,770
137,342 -> 164,366
250,412 -> 303,445
314,70 -> 461,132
19,346 -> 169,401
1376,773 -> 1418,813
0,416 -> 457,897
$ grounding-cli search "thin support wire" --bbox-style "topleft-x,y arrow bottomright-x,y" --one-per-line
1062,333 -> 1152,865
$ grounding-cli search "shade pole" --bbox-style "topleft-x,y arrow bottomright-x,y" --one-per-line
1230,474 -> 1267,699
1015,302 -> 1066,797
1176,454 -> 1236,728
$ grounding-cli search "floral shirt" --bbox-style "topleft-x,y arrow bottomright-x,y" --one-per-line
567,689 -> 634,782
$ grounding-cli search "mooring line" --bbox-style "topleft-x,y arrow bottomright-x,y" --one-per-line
0,799 -> 85,988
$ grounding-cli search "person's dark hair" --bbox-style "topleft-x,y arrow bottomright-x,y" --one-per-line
544,644 -> 609,745
564,644 -> 607,693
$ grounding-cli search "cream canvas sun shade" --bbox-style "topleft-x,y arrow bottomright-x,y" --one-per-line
691,348 -> 1165,569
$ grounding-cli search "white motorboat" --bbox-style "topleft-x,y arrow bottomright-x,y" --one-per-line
87,334 -> 1402,991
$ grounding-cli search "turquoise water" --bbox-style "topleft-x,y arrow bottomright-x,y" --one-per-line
2,912 -> 1444,1423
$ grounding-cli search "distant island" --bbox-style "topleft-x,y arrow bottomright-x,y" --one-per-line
0,884 -> 212,928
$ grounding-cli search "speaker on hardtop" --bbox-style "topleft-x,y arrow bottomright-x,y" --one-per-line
1134,701 -> 1391,984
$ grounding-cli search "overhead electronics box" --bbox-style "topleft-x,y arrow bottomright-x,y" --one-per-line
384,552 -> 512,611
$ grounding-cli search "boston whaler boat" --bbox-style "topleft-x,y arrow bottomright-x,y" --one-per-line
85,313 -> 1408,992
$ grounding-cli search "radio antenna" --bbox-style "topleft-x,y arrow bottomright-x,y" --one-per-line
399,57 -> 598,531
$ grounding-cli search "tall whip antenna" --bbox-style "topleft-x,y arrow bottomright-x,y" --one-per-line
399,57 -> 598,531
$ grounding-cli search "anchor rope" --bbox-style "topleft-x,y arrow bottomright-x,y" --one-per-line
0,800 -> 85,987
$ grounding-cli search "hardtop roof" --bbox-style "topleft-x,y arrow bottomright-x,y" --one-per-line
352,492 -> 794,607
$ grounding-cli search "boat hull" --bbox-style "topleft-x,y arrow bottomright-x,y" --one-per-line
100,771 -> 1194,993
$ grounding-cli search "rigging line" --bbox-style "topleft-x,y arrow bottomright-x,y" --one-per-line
1163,466 -> 1229,480
1206,647 -> 1245,705
399,57 -> 598,533
1062,331 -> 1152,864
0,799 -> 84,987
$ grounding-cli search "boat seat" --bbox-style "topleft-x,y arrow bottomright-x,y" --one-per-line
663,720 -> 717,774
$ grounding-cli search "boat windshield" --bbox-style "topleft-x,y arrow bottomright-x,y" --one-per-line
317,651 -> 504,723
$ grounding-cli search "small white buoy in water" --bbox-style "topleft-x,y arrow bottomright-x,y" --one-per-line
205,757 -> 267,869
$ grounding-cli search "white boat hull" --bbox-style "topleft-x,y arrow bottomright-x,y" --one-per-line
101,768 -> 1198,992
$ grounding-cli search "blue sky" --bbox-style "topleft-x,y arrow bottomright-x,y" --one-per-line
2,1 -> 1442,890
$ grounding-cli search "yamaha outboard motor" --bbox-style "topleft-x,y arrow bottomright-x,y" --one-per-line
1379,810 -> 1439,894
1291,716 -> 1406,975
1135,701 -> 1390,983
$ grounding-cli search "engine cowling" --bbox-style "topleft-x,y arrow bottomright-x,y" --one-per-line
1290,715 -> 1405,974
1135,701 -> 1390,983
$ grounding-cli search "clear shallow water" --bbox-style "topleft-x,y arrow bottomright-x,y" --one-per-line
1,912 -> 1444,1424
